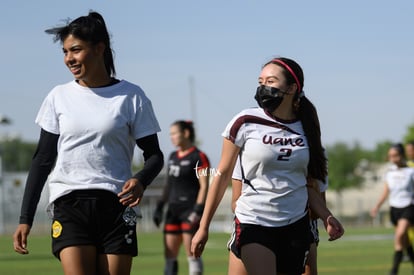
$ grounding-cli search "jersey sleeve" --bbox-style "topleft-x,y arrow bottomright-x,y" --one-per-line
196,150 -> 210,170
221,111 -> 246,148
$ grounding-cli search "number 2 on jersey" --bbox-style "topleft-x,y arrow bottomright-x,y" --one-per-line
277,148 -> 292,161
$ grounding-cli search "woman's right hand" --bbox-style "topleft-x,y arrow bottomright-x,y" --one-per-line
191,228 -> 209,258
13,224 -> 31,254
370,207 -> 378,218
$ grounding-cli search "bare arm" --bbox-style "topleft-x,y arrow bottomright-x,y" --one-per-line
370,183 -> 389,217
196,173 -> 209,205
191,138 -> 240,257
307,187 -> 344,241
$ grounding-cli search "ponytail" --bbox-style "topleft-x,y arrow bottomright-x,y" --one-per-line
297,96 -> 327,182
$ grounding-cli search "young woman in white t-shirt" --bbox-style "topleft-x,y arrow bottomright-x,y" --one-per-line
12,11 -> 164,275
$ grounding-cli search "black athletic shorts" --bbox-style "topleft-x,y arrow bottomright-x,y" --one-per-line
164,202 -> 197,234
309,219 -> 320,244
390,204 -> 414,226
51,189 -> 138,259
229,214 -> 311,274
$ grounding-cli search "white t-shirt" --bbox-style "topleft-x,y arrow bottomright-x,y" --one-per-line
36,80 -> 161,204
223,107 -> 309,227
384,166 -> 414,208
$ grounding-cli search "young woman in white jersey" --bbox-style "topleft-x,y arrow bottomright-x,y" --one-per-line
12,11 -> 164,275
371,143 -> 414,275
191,57 -> 344,275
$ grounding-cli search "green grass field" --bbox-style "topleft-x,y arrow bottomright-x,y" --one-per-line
1,226 -> 413,274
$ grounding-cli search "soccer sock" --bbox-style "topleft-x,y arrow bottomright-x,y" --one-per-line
188,256 -> 203,275
391,250 -> 403,273
165,258 -> 178,275
407,245 -> 414,262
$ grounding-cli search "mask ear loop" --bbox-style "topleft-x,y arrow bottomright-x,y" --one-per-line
293,90 -> 305,112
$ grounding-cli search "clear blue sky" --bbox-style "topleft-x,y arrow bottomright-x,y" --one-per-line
1,0 -> 413,166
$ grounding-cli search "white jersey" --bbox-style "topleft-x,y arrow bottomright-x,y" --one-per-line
223,107 -> 309,227
383,166 -> 414,208
233,161 -> 328,193
36,80 -> 161,204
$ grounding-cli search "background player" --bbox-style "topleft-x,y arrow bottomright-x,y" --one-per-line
371,143 -> 414,275
153,120 -> 210,275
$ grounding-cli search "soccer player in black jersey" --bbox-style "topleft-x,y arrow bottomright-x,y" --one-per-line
153,120 -> 210,275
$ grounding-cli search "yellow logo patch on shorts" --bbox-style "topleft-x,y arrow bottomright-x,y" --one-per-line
52,221 -> 63,238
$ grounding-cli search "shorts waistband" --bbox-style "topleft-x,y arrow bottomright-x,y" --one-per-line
59,189 -> 117,200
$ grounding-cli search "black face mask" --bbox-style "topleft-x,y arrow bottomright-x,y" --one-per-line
254,85 -> 287,113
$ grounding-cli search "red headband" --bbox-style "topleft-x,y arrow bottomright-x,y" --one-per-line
271,59 -> 302,93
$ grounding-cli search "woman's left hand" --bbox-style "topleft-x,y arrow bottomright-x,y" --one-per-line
118,178 -> 145,207
191,228 -> 209,258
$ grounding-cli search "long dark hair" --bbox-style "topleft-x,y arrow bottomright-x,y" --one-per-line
45,11 -> 116,77
265,57 -> 327,182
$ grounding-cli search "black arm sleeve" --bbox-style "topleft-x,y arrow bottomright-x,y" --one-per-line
133,134 -> 164,189
19,129 -> 58,226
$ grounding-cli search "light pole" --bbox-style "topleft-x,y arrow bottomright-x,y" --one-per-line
0,114 -> 11,234
0,115 -> 11,125
188,76 -> 197,128
0,114 -> 11,178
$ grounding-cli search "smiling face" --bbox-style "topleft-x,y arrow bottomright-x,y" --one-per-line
62,34 -> 107,87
